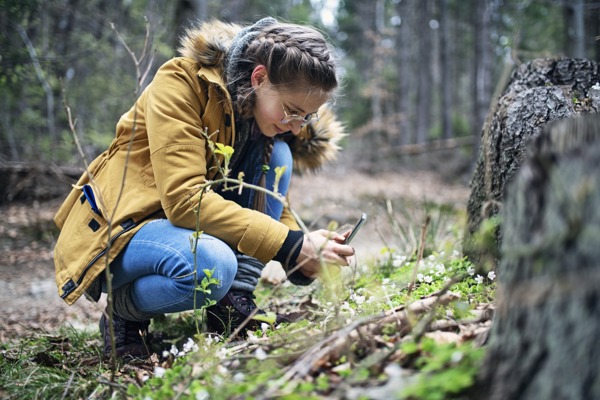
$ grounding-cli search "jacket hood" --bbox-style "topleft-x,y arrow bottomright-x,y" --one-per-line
178,20 -> 240,68
178,19 -> 346,173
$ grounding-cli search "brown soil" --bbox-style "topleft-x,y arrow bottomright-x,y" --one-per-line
0,167 -> 469,341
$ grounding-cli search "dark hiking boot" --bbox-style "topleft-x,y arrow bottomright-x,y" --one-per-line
206,290 -> 290,337
99,310 -> 150,360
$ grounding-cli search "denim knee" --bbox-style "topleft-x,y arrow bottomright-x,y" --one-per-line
110,220 -> 239,314
169,236 -> 238,308
189,235 -> 238,298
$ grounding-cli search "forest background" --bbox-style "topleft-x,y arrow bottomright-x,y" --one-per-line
1,1 -> 600,398
2,0 -> 599,180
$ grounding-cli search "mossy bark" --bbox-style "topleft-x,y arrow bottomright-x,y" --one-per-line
480,114 -> 600,400
463,58 -> 600,266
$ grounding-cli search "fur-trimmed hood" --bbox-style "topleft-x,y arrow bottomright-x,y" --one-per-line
178,19 -> 346,173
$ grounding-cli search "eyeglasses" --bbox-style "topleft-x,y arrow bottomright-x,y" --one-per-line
281,103 -> 319,126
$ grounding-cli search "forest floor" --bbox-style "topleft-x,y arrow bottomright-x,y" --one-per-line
0,163 -> 471,343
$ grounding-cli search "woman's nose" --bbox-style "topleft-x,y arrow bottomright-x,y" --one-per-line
287,121 -> 302,135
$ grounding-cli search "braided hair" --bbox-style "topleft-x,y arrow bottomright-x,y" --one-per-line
225,19 -> 338,212
251,136 -> 274,213
228,22 -> 338,118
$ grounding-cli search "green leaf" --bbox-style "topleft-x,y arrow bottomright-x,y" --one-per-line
214,143 -> 234,159
252,311 -> 277,325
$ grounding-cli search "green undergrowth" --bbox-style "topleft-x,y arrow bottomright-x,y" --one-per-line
1,208 -> 495,399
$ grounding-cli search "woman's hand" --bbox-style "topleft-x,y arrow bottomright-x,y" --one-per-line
296,229 -> 356,279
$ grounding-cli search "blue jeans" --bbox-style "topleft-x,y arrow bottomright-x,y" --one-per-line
103,137 -> 293,314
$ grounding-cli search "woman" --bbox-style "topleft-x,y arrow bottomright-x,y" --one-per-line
53,17 -> 353,359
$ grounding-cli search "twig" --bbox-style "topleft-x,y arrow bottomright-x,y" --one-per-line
60,370 -> 76,400
412,275 -> 464,342
409,215 -> 430,294
262,292 -> 459,397
97,378 -> 129,391
277,314 -> 381,381
110,19 -> 155,95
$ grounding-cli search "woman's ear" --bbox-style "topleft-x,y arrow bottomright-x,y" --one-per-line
251,65 -> 269,88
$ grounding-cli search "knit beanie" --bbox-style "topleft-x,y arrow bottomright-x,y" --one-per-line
224,17 -> 277,86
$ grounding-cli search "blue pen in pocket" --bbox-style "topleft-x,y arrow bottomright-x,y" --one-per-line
82,184 -> 103,217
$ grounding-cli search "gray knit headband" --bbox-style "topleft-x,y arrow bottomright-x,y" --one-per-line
224,17 -> 277,83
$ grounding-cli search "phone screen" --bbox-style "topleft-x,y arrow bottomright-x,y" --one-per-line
344,213 -> 367,244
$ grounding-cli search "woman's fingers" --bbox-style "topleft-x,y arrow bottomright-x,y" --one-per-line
297,230 -> 358,277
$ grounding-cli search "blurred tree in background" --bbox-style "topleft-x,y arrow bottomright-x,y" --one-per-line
0,0 -> 598,169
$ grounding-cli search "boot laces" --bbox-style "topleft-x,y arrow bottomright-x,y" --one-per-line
113,315 -> 147,346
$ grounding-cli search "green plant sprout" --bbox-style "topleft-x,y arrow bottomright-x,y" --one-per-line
187,131 -> 314,340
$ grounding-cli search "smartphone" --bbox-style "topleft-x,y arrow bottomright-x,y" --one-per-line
343,213 -> 367,245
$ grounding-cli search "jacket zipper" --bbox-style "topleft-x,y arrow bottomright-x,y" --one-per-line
60,210 -> 163,299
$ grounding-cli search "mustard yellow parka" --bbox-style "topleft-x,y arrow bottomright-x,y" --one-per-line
53,20 -> 345,305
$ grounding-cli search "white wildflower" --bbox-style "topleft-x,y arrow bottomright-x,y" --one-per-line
350,293 -> 365,305
183,338 -> 199,353
216,347 -> 228,359
261,323 -> 270,332
424,275 -> 433,284
467,266 -> 475,276
153,366 -> 166,378
217,365 -> 229,375
475,274 -> 484,284
207,334 -> 221,344
435,264 -> 446,276
417,273 -> 425,282
195,389 -> 209,400
450,351 -> 464,363
255,347 -> 268,361
488,270 -> 496,281
247,331 -> 259,342
428,254 -> 435,261
233,372 -> 246,382
169,344 -> 179,357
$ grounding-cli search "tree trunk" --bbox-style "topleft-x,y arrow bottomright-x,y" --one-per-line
564,0 -> 586,59
472,0 -> 494,161
463,58 -> 600,266
440,0 -> 453,140
585,0 -> 600,62
395,0 -> 414,146
479,114 -> 600,400
370,0 -> 385,146
415,0 -> 432,144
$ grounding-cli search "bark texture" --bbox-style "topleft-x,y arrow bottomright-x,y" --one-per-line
464,57 -> 600,265
480,114 -> 600,400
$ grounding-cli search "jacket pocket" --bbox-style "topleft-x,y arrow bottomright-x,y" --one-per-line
54,185 -> 109,304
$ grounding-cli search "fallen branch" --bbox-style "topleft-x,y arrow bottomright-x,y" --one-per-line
263,291 -> 461,397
